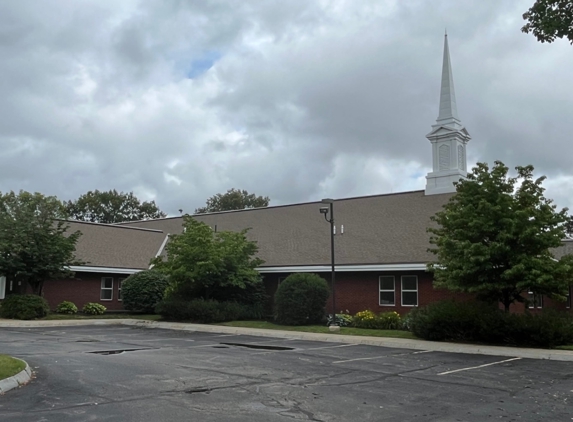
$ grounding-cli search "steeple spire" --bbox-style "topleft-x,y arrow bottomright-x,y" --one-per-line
424,33 -> 471,196
436,33 -> 460,126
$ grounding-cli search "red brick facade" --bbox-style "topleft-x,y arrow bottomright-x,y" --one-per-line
42,272 -> 129,311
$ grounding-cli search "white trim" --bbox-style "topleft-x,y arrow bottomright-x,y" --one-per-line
379,275 -> 396,306
149,234 -> 170,269
258,263 -> 427,273
401,275 -> 418,307
0,276 -> 5,300
100,277 -> 113,301
69,266 -> 142,275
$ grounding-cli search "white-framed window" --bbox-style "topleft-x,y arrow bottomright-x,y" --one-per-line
118,278 -> 126,301
0,276 -> 5,300
401,275 -> 418,307
528,289 -> 543,309
101,277 -> 113,301
379,276 -> 395,306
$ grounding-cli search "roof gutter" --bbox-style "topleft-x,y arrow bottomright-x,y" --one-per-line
257,263 -> 428,273
69,266 -> 142,275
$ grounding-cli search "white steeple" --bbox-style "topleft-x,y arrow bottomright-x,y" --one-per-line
425,33 -> 471,196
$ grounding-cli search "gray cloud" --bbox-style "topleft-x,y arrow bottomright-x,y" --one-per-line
0,0 -> 572,216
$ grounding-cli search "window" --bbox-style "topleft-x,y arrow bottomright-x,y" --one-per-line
528,289 -> 543,309
101,277 -> 113,301
0,276 -> 5,300
379,276 -> 395,306
401,276 -> 418,306
567,286 -> 571,309
118,278 -> 126,301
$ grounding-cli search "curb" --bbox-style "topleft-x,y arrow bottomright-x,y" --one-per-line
2,318 -> 573,361
0,358 -> 32,394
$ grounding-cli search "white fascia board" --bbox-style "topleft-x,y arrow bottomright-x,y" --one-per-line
257,263 -> 428,273
69,266 -> 142,275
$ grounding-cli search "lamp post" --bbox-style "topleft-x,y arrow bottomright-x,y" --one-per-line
320,198 -> 337,326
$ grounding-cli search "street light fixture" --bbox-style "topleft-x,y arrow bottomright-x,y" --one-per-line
320,198 -> 337,326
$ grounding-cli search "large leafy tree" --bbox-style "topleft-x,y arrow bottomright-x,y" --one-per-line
428,161 -> 573,312
0,191 -> 82,295
66,190 -> 166,223
151,216 -> 263,301
522,0 -> 573,44
195,188 -> 269,214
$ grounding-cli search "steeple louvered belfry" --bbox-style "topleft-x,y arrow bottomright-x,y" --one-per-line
425,33 -> 471,195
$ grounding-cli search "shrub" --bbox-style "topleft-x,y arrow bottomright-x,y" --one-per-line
56,301 -> 78,315
0,294 -> 50,320
327,312 -> 353,327
82,302 -> 106,315
352,310 -> 377,329
274,273 -> 329,325
352,310 -> 402,330
156,298 -> 262,323
121,270 -> 170,313
409,300 -> 573,348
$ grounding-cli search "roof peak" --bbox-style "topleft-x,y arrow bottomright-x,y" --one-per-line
435,33 -> 461,127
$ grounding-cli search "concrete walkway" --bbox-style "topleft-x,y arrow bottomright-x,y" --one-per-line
1,318 -> 573,361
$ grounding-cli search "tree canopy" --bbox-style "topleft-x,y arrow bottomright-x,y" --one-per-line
151,216 -> 263,301
0,191 -> 82,295
195,188 -> 270,214
522,0 -> 573,44
428,161 -> 573,312
66,190 -> 166,224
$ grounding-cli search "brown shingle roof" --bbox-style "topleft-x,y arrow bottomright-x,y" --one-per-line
65,220 -> 166,270
118,190 -> 453,267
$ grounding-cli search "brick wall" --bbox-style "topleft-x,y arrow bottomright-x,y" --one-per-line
263,270 -> 473,316
42,272 -> 128,311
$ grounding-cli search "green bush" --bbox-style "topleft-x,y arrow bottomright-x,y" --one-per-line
82,302 -> 106,315
0,294 -> 50,320
56,301 -> 78,315
409,300 -> 573,348
352,310 -> 402,330
274,273 -> 329,325
156,298 -> 261,323
121,270 -> 170,313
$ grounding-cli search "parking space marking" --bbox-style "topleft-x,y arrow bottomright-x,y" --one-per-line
437,357 -> 522,376
303,344 -> 358,351
332,355 -> 387,364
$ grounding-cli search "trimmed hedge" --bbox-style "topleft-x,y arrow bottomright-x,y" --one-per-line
82,302 -> 106,315
121,270 -> 170,313
274,273 -> 329,325
0,294 -> 50,320
156,298 -> 264,323
56,301 -> 78,315
409,300 -> 573,348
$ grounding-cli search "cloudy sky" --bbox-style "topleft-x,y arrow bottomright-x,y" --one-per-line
1,0 -> 572,215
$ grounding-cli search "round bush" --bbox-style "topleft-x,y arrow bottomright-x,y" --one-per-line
82,302 -> 106,315
121,270 -> 170,313
56,301 -> 78,315
274,273 -> 329,325
0,294 -> 50,320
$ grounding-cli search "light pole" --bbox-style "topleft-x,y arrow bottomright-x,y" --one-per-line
320,198 -> 337,326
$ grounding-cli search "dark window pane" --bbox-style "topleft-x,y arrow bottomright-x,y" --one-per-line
402,276 -> 417,291
402,291 -> 418,306
380,277 -> 395,291
102,278 -> 113,288
380,292 -> 395,305
100,290 -> 112,300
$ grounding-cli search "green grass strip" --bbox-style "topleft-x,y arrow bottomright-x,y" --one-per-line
0,355 -> 26,380
43,313 -> 162,321
218,320 -> 418,339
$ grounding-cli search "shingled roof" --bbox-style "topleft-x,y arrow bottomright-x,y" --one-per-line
118,190 -> 453,268
65,220 -> 167,270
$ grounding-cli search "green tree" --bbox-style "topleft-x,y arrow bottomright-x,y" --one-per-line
0,191 -> 82,295
428,161 -> 573,312
522,0 -> 573,44
195,188 -> 269,214
152,216 -> 263,301
66,190 -> 166,223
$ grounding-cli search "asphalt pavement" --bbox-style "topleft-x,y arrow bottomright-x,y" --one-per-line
1,324 -> 572,421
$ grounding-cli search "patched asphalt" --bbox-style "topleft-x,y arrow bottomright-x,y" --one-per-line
0,326 -> 571,421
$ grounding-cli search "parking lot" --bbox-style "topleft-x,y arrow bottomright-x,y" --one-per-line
0,326 -> 571,421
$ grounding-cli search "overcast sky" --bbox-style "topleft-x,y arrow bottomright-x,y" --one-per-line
1,0 -> 572,215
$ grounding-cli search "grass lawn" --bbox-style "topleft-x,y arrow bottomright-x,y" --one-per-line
218,320 -> 418,339
556,345 -> 573,351
43,313 -> 162,321
0,355 -> 26,380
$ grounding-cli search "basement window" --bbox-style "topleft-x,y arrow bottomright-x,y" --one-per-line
401,276 -> 418,307
101,277 -> 113,301
379,276 -> 395,306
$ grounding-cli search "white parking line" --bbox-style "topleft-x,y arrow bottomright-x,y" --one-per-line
438,357 -> 522,376
332,355 -> 387,364
303,344 -> 358,351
